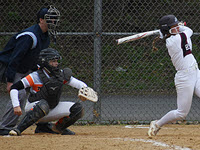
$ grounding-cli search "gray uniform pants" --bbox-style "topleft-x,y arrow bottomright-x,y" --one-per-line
0,72 -> 30,129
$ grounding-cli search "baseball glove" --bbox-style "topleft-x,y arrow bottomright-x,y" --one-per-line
78,87 -> 98,102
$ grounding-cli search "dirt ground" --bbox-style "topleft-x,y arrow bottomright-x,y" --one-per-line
0,124 -> 199,150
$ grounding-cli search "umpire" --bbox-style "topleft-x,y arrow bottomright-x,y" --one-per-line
0,6 -> 60,135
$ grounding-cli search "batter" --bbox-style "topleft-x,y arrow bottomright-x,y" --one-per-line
148,15 -> 200,136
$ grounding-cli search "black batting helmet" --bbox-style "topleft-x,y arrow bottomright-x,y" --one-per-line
159,15 -> 179,36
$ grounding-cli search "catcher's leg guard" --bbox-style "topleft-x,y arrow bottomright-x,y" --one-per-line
53,102 -> 84,134
16,99 -> 49,134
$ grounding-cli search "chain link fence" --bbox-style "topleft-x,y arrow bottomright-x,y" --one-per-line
1,0 -> 200,124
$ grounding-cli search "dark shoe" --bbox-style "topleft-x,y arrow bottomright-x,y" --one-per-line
35,123 -> 58,134
61,129 -> 75,135
0,129 -> 10,135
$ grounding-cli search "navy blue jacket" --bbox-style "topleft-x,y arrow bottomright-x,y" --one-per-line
0,24 -> 50,82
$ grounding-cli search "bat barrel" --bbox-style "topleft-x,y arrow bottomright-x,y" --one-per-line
116,30 -> 160,45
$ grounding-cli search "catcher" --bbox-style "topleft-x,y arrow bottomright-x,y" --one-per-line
8,48 -> 98,136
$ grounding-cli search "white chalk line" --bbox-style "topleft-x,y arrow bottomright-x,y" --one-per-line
125,125 -> 149,129
113,137 -> 191,150
124,125 -> 191,149
124,125 -> 179,129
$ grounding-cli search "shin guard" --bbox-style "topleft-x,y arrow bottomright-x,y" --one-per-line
17,100 -> 49,133
54,102 -> 84,133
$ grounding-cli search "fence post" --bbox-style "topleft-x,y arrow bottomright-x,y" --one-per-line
93,0 -> 102,124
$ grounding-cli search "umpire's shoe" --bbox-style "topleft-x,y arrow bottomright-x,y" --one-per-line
35,122 -> 58,134
0,129 -> 10,135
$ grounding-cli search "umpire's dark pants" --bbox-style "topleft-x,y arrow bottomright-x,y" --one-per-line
0,72 -> 30,129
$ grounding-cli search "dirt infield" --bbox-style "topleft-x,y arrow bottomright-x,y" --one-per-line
0,124 -> 199,150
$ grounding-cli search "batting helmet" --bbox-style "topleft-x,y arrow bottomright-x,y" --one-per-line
159,15 -> 179,36
38,48 -> 62,75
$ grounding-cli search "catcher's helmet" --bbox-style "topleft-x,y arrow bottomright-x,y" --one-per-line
159,15 -> 179,36
37,6 -> 60,35
38,48 -> 62,74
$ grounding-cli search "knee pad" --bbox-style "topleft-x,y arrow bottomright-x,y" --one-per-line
36,99 -> 50,115
69,102 -> 84,119
29,99 -> 49,122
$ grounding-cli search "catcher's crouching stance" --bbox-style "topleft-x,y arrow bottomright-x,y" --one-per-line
9,48 -> 98,136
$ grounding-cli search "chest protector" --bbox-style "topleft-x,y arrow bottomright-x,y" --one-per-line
29,69 -> 63,109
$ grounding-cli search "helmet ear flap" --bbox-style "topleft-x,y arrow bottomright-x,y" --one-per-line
38,57 -> 46,68
160,24 -> 170,36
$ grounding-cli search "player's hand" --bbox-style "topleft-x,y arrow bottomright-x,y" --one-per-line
14,106 -> 22,116
7,82 -> 13,92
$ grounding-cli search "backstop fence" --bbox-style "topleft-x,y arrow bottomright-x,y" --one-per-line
0,0 -> 200,124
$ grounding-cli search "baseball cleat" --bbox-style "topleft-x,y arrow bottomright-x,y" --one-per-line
9,129 -> 21,136
61,129 -> 75,135
52,124 -> 75,135
35,122 -> 58,134
148,120 -> 161,137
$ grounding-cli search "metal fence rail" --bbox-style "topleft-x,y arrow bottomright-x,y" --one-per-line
0,0 -> 200,124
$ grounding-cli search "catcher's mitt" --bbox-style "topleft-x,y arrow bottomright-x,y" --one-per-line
78,87 -> 98,102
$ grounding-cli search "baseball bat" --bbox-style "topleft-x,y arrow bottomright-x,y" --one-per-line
116,30 -> 160,45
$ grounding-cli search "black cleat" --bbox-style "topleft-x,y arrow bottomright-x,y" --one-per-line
61,128 -> 75,135
35,122 -> 58,134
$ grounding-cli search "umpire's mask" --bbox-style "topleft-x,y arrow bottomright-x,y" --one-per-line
45,6 -> 60,36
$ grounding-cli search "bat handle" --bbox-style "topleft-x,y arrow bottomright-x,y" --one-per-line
179,21 -> 186,26
115,39 -> 119,45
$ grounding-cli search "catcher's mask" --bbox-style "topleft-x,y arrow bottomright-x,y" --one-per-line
38,48 -> 62,75
37,6 -> 60,35
159,15 -> 179,37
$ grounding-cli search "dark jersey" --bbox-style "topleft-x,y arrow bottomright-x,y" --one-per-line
0,24 -> 50,82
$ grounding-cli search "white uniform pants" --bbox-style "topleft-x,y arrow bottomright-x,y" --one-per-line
25,101 -> 75,122
157,64 -> 200,127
